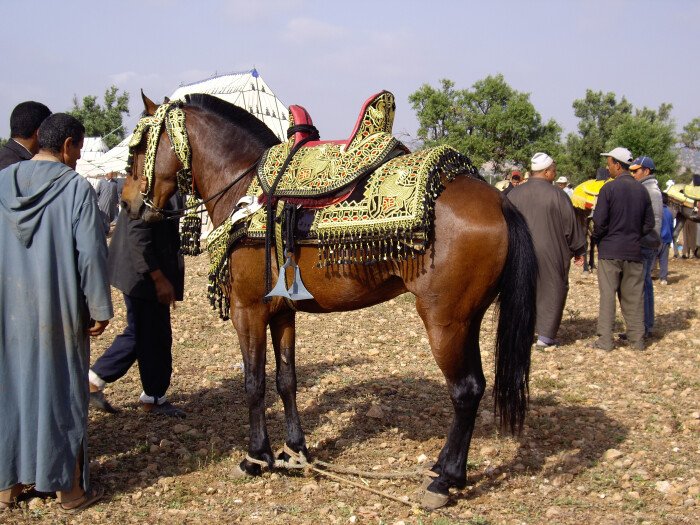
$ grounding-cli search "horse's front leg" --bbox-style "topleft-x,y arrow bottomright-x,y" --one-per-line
270,310 -> 307,460
233,307 -> 274,475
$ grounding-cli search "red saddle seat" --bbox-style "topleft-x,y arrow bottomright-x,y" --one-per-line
288,91 -> 394,149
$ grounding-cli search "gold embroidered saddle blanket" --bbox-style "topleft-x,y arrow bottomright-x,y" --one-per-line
205,144 -> 478,319
255,91 -> 409,199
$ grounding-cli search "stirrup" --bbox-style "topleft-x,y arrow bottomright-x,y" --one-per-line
265,255 -> 314,301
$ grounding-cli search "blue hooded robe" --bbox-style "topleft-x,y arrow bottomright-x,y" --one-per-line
0,160 -> 113,493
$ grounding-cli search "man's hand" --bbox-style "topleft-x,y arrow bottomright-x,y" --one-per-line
89,319 -> 109,337
150,269 -> 176,305
574,255 -> 584,267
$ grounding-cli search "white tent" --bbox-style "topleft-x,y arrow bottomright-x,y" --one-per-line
78,68 -> 288,178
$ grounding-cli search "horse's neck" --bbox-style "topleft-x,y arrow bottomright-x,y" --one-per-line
190,123 -> 266,227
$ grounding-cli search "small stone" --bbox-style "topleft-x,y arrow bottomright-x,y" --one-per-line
206,487 -> 216,495
300,482 -> 319,495
132,491 -> 143,501
149,445 -> 160,454
159,439 -> 174,449
173,424 -> 190,434
545,507 -> 560,518
666,493 -> 684,506
603,448 -> 624,461
655,480 -> 671,493
551,473 -> 573,487
27,498 -> 43,510
366,405 -> 384,419
416,453 -> 428,463
628,491 -> 640,499
683,498 -> 696,507
687,485 -> 700,497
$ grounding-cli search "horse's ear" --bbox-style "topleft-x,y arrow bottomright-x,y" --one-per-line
141,90 -> 158,116
163,96 -> 171,104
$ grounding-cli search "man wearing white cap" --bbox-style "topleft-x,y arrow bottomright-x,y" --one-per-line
555,176 -> 573,197
591,147 -> 655,351
508,152 -> 586,348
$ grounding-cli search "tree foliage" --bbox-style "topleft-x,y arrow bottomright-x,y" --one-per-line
68,86 -> 129,148
0,137 -> 6,148
680,117 -> 700,150
409,75 -> 562,174
565,90 -> 633,183
607,107 -> 678,188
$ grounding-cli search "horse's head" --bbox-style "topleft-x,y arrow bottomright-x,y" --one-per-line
121,91 -> 187,222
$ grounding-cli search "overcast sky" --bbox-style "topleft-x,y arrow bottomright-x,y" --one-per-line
1,0 -> 698,145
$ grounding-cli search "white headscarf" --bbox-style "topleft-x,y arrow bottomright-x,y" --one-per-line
531,152 -> 553,171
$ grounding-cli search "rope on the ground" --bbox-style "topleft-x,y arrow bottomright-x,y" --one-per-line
274,444 -> 416,508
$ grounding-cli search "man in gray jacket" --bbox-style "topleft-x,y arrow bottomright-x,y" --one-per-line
630,156 -> 662,338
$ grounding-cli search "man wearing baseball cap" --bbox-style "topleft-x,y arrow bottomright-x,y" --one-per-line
630,156 -> 662,339
591,147 -> 655,351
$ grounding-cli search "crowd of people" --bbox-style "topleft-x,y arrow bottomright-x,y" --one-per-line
0,101 -> 185,513
506,146 -> 697,352
0,98 -> 698,515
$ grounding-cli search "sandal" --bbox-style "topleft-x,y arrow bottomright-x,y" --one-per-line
58,484 -> 104,514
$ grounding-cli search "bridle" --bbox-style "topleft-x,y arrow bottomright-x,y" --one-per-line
127,101 -> 259,220
127,101 -> 195,215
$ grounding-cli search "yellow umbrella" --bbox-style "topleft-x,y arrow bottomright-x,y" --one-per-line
571,179 -> 610,210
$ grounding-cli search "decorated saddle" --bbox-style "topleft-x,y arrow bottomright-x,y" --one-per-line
205,91 -> 481,319
254,91 -> 409,201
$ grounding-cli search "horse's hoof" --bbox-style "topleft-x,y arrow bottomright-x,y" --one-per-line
414,477 -> 449,510
420,489 -> 449,510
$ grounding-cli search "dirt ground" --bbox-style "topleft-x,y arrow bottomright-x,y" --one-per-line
3,252 -> 699,525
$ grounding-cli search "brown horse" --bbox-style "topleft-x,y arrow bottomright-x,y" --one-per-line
121,93 -> 537,508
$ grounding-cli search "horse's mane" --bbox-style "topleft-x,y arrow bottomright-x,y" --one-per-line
184,93 -> 281,147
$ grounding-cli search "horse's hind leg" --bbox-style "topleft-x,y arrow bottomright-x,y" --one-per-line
269,311 -> 307,459
416,300 -> 487,502
234,308 -> 274,475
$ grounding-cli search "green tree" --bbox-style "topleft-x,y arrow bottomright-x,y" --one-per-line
409,74 -> 562,175
680,117 -> 700,150
565,90 -> 633,184
607,107 -> 679,188
0,137 -> 6,148
408,79 -> 459,144
68,86 -> 129,148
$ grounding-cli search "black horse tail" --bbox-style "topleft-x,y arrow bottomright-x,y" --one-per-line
493,197 -> 537,434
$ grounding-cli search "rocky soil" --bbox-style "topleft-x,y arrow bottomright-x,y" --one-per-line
3,254 -> 699,525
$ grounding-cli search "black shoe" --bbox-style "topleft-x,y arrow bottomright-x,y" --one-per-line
142,401 -> 186,418
89,391 -> 119,414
